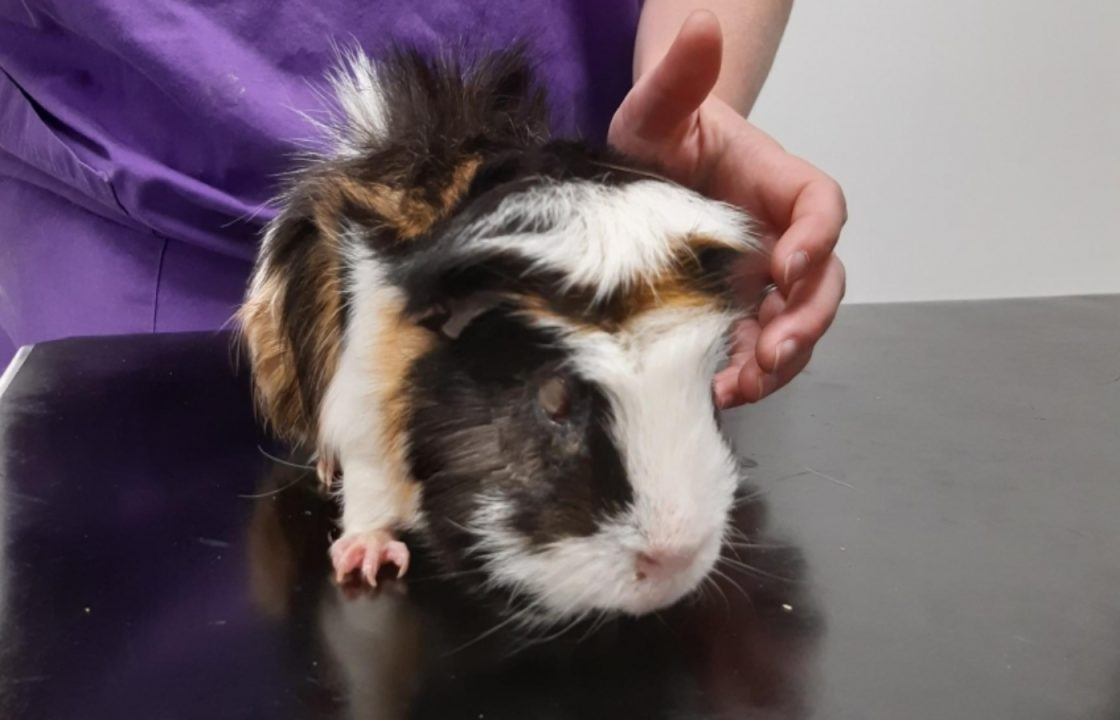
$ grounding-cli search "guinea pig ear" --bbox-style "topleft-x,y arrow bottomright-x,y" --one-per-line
395,238 -> 542,339
410,290 -> 510,340
689,242 -> 774,316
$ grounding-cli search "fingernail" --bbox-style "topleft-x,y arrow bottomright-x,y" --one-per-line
784,251 -> 810,286
774,339 -> 798,371
757,373 -> 778,398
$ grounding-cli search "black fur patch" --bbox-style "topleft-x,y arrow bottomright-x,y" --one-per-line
406,306 -> 633,559
336,44 -> 555,257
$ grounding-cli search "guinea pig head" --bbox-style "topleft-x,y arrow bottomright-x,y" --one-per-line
402,171 -> 766,622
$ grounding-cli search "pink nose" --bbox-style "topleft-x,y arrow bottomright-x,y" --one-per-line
634,545 -> 702,580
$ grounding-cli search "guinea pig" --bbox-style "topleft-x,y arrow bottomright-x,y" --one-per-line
237,46 -> 766,624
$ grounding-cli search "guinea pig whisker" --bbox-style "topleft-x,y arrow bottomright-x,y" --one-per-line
516,610 -> 589,653
441,517 -> 479,535
708,565 -> 755,607
494,578 -> 535,616
724,540 -> 788,551
574,610 -> 612,645
505,579 -> 608,653
651,611 -> 673,632
724,525 -> 754,545
717,555 -> 794,584
236,479 -> 307,500
442,608 -> 528,657
706,575 -> 732,615
723,530 -> 784,554
712,578 -> 733,614
730,485 -> 775,507
255,445 -> 316,471
219,198 -> 273,229
236,457 -> 313,499
692,574 -> 729,616
500,603 -> 567,655
802,465 -> 855,490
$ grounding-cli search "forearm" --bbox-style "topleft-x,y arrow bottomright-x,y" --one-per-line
633,0 -> 793,116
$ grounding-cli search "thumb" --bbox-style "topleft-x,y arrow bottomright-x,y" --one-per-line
611,10 -> 723,143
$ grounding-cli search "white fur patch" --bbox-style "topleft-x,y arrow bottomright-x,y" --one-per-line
573,307 -> 741,544
247,224 -> 277,295
470,306 -> 740,620
462,179 -> 759,299
327,49 -> 389,157
319,244 -> 422,534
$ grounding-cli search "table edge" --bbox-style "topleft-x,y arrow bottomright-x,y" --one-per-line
0,345 -> 32,406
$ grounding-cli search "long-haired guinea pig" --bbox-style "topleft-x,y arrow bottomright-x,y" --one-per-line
238,46 -> 766,623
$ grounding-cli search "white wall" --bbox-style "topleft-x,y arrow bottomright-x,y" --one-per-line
751,1 -> 1120,304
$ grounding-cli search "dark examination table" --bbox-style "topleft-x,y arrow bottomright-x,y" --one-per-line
1,296 -> 1117,719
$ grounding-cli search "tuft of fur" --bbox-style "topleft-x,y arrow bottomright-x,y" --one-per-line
239,46 -> 553,443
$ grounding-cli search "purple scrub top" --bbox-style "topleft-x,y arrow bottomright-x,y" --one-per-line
0,1 -> 640,364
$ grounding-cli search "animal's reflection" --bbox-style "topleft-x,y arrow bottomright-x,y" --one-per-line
248,461 -> 823,719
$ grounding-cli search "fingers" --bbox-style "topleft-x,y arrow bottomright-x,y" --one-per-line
714,256 -> 844,408
713,290 -> 785,408
756,255 -> 846,374
713,316 -> 760,408
765,346 -> 814,398
713,365 -> 747,408
757,287 -> 786,327
715,343 -> 813,408
609,10 -> 722,143
712,126 -> 846,290
771,175 -> 847,290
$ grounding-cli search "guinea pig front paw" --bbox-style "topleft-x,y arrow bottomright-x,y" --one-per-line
329,530 -> 410,588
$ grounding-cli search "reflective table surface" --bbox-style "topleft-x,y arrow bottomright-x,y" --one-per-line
1,296 -> 1118,719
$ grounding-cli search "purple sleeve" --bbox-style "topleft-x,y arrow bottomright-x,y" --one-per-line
0,0 -> 639,365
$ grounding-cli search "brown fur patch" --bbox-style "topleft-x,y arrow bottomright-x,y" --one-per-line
238,272 -> 306,439
621,272 -> 725,320
238,210 -> 346,442
291,202 -> 347,432
512,277 -> 722,338
337,156 -> 481,241
337,179 -> 435,238
441,156 -> 482,208
372,300 -> 438,521
509,232 -> 760,334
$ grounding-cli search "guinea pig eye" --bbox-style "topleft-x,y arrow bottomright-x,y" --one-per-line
537,374 -> 571,421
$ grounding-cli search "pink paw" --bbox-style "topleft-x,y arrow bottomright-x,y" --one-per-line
329,530 -> 410,587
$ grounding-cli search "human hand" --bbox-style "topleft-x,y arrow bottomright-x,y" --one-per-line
608,10 -> 846,407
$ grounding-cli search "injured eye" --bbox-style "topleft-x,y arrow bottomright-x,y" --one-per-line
537,374 -> 572,422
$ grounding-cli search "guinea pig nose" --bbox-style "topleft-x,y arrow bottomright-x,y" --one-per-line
634,545 -> 701,580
